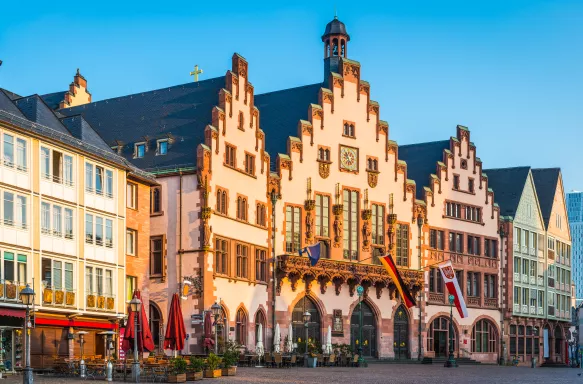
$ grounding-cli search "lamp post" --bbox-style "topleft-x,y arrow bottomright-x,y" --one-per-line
303,310 -> 311,366
417,213 -> 423,361
211,302 -> 221,354
356,285 -> 365,367
77,331 -> 88,378
444,294 -> 458,368
129,297 -> 142,383
20,284 -> 35,384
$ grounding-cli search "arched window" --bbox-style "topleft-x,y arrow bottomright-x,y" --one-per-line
325,149 -> 330,161
221,191 -> 227,214
332,38 -> 338,56
237,197 -> 247,221
349,124 -> 355,137
341,40 -> 346,57
318,148 -> 324,160
367,159 -> 372,170
235,308 -> 247,345
238,112 -> 244,130
292,297 -> 321,346
343,123 -> 349,136
149,303 -> 162,351
255,310 -> 266,346
256,204 -> 266,226
427,316 -> 457,357
373,159 -> 378,170
471,319 -> 497,353
326,41 -> 331,58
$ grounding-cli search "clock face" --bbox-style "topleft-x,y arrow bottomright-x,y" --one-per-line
340,146 -> 358,171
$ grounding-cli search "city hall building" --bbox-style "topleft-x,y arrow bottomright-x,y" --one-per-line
0,17 -> 572,365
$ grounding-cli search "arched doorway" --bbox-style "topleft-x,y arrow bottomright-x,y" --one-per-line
149,303 -> 162,351
427,316 -> 458,358
292,297 -> 321,346
393,305 -> 409,360
350,301 -> 377,358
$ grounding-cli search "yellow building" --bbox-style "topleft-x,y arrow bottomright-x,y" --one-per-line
0,89 -> 155,369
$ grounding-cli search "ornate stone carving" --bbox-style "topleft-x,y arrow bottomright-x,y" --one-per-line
305,209 -> 314,243
332,204 -> 343,248
318,274 -> 330,295
361,209 -> 372,252
367,171 -> 378,188
333,275 -> 345,296
318,162 -> 330,179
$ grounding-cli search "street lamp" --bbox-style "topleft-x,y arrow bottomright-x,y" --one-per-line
356,285 -> 365,367
303,310 -> 311,366
21,284 -> 35,384
417,213 -> 423,361
444,294 -> 458,368
129,297 -> 142,383
211,302 -> 221,354
77,331 -> 88,378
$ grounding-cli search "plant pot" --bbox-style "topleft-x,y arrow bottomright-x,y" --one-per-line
186,372 -> 203,381
203,369 -> 222,378
167,373 -> 186,383
221,366 -> 237,376
307,357 -> 317,368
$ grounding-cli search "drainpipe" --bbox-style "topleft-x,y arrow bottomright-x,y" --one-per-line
417,214 -> 423,361
179,171 -> 183,291
499,223 -> 507,365
270,189 -> 278,350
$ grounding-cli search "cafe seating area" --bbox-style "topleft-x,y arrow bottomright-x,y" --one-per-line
237,352 -> 361,368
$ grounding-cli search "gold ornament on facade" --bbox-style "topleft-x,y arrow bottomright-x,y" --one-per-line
319,162 -> 330,179
367,171 -> 378,188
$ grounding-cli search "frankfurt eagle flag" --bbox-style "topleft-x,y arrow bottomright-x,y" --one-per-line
438,260 -> 469,318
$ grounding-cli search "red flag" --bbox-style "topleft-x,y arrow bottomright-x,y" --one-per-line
438,260 -> 469,318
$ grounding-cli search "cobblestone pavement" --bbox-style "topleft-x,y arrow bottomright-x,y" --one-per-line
2,365 -> 581,384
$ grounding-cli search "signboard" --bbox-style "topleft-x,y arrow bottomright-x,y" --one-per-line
332,309 -> 343,336
119,328 -> 126,360
191,314 -> 204,325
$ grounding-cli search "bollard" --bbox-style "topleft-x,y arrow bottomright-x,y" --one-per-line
80,359 -> 86,378
106,360 -> 113,382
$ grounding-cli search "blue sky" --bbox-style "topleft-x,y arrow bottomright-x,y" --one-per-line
1,0 -> 582,191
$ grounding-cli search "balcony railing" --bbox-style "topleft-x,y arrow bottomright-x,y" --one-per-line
86,292 -> 115,311
514,303 -> 520,312
522,305 -> 528,313
522,246 -> 528,254
530,306 -> 536,315
428,292 -> 445,304
530,248 -> 536,256
529,276 -> 536,285
42,287 -> 76,307
522,274 -> 528,283
484,298 -> 497,308
537,276 -> 544,286
548,306 -> 555,316
537,307 -> 544,315
467,296 -> 480,306
0,280 -> 28,302
514,273 -> 520,282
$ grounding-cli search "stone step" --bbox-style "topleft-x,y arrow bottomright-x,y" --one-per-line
422,357 -> 482,365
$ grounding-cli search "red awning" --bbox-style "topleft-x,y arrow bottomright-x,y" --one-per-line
35,317 -> 117,329
0,308 -> 25,318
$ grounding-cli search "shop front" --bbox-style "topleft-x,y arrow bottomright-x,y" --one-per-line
0,309 -> 26,372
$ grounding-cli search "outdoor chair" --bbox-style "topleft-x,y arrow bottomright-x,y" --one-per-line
273,353 -> 283,368
288,354 -> 297,368
351,354 -> 360,367
264,353 -> 273,367
238,354 -> 247,367
328,354 -> 336,367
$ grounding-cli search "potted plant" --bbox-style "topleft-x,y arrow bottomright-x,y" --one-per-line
221,340 -> 240,376
305,340 -> 320,368
167,357 -> 187,383
187,357 -> 204,381
204,353 -> 222,378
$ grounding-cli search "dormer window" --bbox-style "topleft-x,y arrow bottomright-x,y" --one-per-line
157,140 -> 168,156
135,143 -> 146,158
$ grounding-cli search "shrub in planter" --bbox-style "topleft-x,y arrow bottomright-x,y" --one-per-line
187,357 -> 204,381
204,353 -> 222,378
221,350 -> 238,376
167,357 -> 188,383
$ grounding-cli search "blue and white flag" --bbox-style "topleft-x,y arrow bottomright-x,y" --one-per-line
299,243 -> 321,267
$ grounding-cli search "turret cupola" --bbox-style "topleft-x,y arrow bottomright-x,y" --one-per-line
322,16 -> 350,82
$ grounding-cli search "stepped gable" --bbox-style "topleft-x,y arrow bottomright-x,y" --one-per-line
483,166 -> 531,218
58,76 -> 226,170
532,167 -> 561,228
254,83 -> 322,158
398,140 -> 450,198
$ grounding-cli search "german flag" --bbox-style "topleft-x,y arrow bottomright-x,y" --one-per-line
378,254 -> 417,309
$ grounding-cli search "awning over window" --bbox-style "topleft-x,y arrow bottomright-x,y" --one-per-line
0,308 -> 25,318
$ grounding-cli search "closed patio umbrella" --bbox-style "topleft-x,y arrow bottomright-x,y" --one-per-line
286,323 -> 293,353
255,323 -> 265,367
273,323 -> 281,353
203,311 -> 214,351
164,293 -> 187,355
324,325 -> 333,354
122,290 -> 155,354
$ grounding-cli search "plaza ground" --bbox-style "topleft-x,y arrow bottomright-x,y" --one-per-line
3,365 -> 581,384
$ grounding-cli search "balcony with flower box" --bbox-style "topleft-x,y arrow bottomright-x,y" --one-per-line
86,292 -> 115,312
0,280 -> 29,303
42,286 -> 76,307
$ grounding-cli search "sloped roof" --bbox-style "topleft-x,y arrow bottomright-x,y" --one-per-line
398,140 -> 450,198
483,166 -> 530,218
58,77 -> 225,170
60,115 -> 112,152
41,91 -> 66,110
0,91 -> 25,118
14,95 -> 71,135
0,88 -> 22,100
255,83 -> 322,158
532,168 -> 561,228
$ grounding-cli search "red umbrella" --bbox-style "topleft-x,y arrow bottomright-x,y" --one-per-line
203,311 -> 214,350
122,290 -> 155,353
164,293 -> 186,352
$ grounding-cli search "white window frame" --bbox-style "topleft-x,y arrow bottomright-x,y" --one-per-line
40,201 -> 74,240
127,183 -> 137,209
85,213 -> 114,248
85,161 -> 114,199
135,142 -> 146,158
126,228 -> 137,256
157,139 -> 168,155
40,145 -> 73,186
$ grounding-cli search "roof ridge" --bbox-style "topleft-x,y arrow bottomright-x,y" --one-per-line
256,82 -> 323,97
484,166 -> 531,171
59,76 -> 225,109
399,139 -> 450,148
